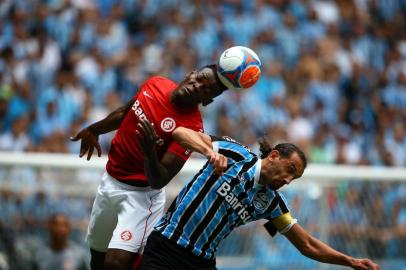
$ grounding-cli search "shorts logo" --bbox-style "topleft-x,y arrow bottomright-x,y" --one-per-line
161,117 -> 176,132
121,230 -> 132,241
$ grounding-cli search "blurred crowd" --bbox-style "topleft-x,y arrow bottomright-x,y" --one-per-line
1,181 -> 405,269
0,0 -> 406,269
0,0 -> 405,166
238,182 -> 406,270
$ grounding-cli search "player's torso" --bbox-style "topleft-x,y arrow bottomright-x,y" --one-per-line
213,140 -> 275,224
165,157 -> 274,229
214,174 -> 276,225
130,83 -> 179,150
157,158 -> 276,259
180,140 -> 274,225
107,76 -> 202,182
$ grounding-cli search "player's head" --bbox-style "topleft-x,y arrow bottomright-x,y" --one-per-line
259,139 -> 307,190
172,64 -> 227,107
48,213 -> 70,243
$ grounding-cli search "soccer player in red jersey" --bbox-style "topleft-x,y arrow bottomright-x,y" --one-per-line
70,65 -> 228,270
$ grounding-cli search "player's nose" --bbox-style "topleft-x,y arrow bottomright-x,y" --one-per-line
283,177 -> 293,185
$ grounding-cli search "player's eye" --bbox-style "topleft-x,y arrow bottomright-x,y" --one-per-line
197,73 -> 208,81
287,165 -> 295,174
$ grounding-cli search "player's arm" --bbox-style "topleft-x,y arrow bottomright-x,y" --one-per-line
136,119 -> 186,189
172,127 -> 228,175
284,223 -> 380,270
172,127 -> 213,156
70,98 -> 134,160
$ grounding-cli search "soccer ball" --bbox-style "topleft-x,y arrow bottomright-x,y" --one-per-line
217,46 -> 261,90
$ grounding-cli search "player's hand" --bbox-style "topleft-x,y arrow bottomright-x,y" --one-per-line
136,119 -> 158,156
206,151 -> 227,176
350,258 -> 380,270
70,128 -> 101,160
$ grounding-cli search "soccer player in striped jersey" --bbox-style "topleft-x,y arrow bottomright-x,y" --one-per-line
138,126 -> 380,270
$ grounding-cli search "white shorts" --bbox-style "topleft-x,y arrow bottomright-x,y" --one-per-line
86,172 -> 165,253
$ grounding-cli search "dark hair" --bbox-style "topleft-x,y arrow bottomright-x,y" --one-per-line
199,64 -> 227,90
258,137 -> 307,168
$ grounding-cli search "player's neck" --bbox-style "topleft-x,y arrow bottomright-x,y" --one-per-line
258,158 -> 273,187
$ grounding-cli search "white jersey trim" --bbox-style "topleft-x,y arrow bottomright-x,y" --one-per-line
280,219 -> 298,234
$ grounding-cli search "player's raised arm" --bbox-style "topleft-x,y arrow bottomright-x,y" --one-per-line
284,223 -> 380,270
172,127 -> 227,175
70,98 -> 134,160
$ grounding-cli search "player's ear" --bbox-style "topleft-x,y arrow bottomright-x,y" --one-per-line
269,150 -> 280,160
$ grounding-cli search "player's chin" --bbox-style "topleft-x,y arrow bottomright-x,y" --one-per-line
201,97 -> 214,106
270,184 -> 282,191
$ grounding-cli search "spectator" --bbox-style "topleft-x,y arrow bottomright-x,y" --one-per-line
32,213 -> 88,270
0,114 -> 31,151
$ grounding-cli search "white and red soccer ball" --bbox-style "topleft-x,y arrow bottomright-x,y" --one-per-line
217,46 -> 261,90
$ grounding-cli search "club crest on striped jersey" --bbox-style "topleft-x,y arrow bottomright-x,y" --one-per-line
253,190 -> 270,213
161,117 -> 176,132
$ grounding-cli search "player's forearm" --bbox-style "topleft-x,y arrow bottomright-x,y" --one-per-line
87,115 -> 122,135
143,153 -> 171,189
172,127 -> 213,157
88,100 -> 133,135
301,235 -> 355,267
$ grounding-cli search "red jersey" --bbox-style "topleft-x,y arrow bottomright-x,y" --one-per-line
106,76 -> 203,183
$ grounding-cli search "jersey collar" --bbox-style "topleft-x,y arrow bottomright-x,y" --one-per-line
253,158 -> 262,186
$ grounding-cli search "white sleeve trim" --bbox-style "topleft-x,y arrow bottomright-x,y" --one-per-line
253,159 -> 262,185
212,141 -> 219,153
280,219 -> 298,234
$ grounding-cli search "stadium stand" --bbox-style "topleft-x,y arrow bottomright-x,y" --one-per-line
0,0 -> 405,269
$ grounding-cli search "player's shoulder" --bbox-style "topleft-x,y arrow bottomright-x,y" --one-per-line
144,76 -> 177,87
211,135 -> 254,155
212,135 -> 247,147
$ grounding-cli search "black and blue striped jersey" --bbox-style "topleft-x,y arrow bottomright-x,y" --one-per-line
155,136 -> 297,260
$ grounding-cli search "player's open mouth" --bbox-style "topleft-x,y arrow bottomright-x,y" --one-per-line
183,87 -> 191,95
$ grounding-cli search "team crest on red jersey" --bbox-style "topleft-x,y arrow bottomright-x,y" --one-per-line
161,117 -> 176,132
121,230 -> 132,241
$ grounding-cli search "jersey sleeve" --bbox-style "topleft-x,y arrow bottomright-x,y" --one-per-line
264,192 -> 297,237
210,135 -> 222,153
210,135 -> 254,164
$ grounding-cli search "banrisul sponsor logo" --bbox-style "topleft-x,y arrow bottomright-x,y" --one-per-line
216,182 -> 251,223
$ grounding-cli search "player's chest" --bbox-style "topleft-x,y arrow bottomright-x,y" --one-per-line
216,181 -> 274,223
251,188 -> 275,217
131,98 -> 193,145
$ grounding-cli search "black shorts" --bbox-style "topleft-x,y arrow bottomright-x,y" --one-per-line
140,231 -> 217,270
